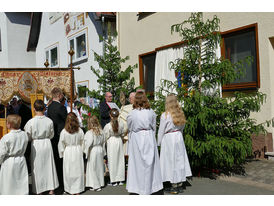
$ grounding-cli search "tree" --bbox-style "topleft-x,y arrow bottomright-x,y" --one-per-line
81,29 -> 138,129
152,12 -> 270,173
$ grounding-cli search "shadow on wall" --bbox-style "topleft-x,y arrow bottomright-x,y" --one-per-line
5,12 -> 32,25
87,12 -> 104,42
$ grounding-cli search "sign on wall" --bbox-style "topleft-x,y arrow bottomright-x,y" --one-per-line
64,12 -> 86,36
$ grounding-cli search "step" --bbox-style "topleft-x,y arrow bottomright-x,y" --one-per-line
265,152 -> 274,160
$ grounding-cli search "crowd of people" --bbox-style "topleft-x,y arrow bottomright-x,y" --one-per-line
0,87 -> 192,195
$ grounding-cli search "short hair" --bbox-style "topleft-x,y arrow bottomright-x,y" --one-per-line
51,87 -> 63,99
65,112 -> 79,134
34,99 -> 45,112
133,91 -> 150,110
7,114 -> 21,129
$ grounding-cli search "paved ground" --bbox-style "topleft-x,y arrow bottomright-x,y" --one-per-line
34,158 -> 274,195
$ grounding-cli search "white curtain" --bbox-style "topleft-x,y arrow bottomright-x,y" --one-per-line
154,46 -> 184,95
154,43 -> 222,97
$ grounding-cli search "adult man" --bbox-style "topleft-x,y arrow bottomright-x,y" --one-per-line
118,92 -> 136,155
99,92 -> 113,128
47,87 -> 68,192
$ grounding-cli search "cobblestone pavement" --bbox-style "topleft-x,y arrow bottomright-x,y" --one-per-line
220,159 -> 274,192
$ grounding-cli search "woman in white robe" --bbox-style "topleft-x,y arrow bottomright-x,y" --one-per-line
104,108 -> 125,186
58,112 -> 85,195
126,91 -> 163,195
24,100 -> 59,194
0,115 -> 29,195
83,115 -> 105,191
158,94 -> 192,194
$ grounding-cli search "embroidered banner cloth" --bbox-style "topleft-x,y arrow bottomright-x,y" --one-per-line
0,70 -> 72,104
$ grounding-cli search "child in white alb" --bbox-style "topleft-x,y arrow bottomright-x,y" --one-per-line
104,108 -> 125,186
0,114 -> 29,195
58,112 -> 85,195
83,115 -> 105,192
24,99 -> 59,195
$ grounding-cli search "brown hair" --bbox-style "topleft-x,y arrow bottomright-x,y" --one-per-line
7,114 -> 21,129
65,112 -> 79,134
87,115 -> 102,136
133,91 -> 150,110
51,87 -> 63,99
110,108 -> 119,133
165,94 -> 187,126
34,99 -> 45,112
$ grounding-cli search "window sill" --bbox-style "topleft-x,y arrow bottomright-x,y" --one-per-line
222,82 -> 259,92
68,57 -> 88,67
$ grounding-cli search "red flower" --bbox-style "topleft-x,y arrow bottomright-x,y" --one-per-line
88,112 -> 91,116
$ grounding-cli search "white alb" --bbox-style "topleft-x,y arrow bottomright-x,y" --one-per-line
158,112 -> 192,183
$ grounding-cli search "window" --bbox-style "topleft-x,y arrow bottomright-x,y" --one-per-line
68,29 -> 88,63
221,23 -> 260,91
76,80 -> 89,100
139,51 -> 156,94
45,44 -> 59,67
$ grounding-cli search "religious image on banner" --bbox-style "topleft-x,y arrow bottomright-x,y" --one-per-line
0,70 -> 71,104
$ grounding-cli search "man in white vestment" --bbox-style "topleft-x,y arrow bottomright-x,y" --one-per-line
118,92 -> 136,155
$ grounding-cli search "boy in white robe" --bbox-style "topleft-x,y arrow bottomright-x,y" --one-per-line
0,114 -> 29,195
24,100 -> 59,194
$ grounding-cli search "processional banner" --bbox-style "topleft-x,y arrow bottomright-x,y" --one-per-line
0,70 -> 72,104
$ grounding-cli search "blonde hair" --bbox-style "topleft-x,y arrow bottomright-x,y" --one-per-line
51,87 -> 63,99
87,115 -> 102,136
7,114 -> 21,129
165,94 -> 187,126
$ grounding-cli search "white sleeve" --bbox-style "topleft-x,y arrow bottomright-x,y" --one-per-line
58,130 -> 66,158
0,138 -> 8,165
49,121 -> 54,139
24,120 -> 32,141
126,112 -> 133,132
103,124 -> 110,140
157,113 -> 167,146
83,131 -> 94,159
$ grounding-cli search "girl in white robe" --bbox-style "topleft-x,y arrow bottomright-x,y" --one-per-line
24,99 -> 59,194
158,94 -> 192,194
104,108 -> 125,186
58,112 -> 85,195
83,115 -> 105,191
126,91 -> 163,195
0,114 -> 29,195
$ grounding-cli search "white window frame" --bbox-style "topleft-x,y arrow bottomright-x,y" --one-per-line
67,28 -> 88,63
45,43 -> 59,68
76,80 -> 89,102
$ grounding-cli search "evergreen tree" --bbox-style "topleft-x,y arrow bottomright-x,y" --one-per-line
152,12 -> 272,173
81,29 -> 138,129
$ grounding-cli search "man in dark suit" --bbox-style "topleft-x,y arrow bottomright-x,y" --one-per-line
47,87 -> 68,193
99,92 -> 113,128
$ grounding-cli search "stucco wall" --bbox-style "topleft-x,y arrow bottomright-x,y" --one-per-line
6,12 -> 36,67
0,12 -> 36,68
0,12 -> 9,67
36,12 -> 104,91
117,12 -> 274,141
